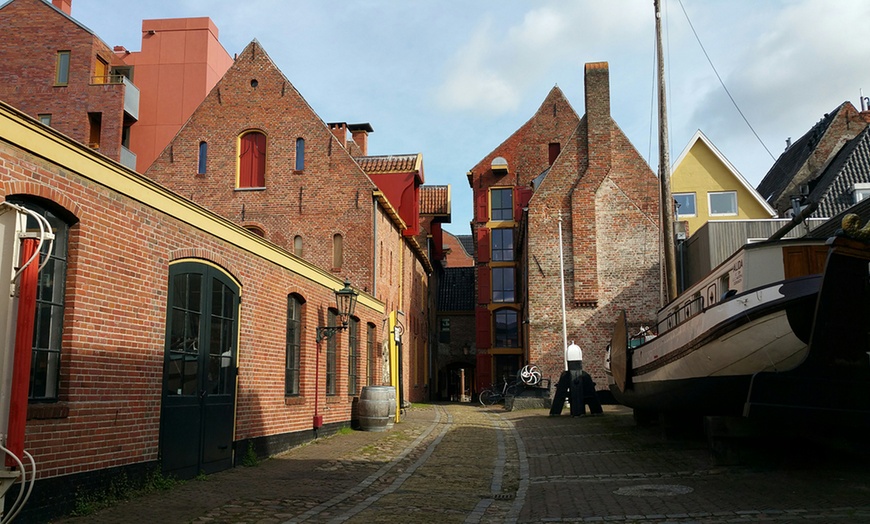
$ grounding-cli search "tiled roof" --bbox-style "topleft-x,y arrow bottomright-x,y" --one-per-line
355,154 -> 420,173
421,185 -> 450,215
457,235 -> 474,257
805,193 -> 870,239
808,126 -> 870,218
437,267 -> 475,312
756,104 -> 843,204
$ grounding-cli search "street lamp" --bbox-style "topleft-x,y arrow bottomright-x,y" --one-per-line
316,279 -> 359,343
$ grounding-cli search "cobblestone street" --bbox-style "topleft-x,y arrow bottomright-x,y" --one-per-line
55,403 -> 870,523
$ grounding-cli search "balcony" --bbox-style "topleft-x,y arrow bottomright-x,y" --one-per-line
119,145 -> 137,171
91,75 -> 139,121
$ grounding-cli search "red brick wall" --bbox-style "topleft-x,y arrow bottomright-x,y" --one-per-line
1,134 -> 389,480
0,0 -> 127,162
144,41 -> 378,291
527,64 -> 661,387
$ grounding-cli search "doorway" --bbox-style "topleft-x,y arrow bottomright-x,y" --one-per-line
159,261 -> 239,478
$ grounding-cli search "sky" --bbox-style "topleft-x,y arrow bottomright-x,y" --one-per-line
69,0 -> 870,237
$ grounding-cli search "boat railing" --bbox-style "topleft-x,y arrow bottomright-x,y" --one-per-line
655,295 -> 705,335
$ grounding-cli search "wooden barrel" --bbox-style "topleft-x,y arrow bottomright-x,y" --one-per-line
359,386 -> 396,432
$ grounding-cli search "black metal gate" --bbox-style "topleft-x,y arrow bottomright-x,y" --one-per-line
160,262 -> 238,478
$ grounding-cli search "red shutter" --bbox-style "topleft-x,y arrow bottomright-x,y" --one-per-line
476,352 -> 492,392
475,307 -> 491,349
515,187 -> 533,222
477,265 -> 491,304
240,132 -> 266,188
476,227 -> 490,263
475,191 -> 489,223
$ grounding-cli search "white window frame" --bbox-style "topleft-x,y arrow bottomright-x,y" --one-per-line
673,193 -> 697,217
853,183 -> 870,204
708,191 -> 738,216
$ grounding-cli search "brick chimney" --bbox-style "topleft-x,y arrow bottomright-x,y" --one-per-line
584,61 -> 611,165
52,0 -> 72,15
328,122 -> 347,149
347,123 -> 373,156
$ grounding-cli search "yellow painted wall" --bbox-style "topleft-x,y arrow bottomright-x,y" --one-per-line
671,138 -> 772,236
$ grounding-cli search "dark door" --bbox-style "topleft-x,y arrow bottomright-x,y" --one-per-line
160,262 -> 239,478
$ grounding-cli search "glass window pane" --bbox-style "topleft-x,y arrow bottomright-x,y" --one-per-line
674,193 -> 696,216
494,309 -> 518,347
56,51 -> 70,85
492,267 -> 515,303
709,192 -> 737,215
491,188 -> 513,221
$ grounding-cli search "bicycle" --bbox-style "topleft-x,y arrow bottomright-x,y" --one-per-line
479,376 -> 518,406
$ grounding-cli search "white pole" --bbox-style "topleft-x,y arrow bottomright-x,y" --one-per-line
558,213 -> 568,371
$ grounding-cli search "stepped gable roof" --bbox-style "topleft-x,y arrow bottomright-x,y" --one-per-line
806,125 -> 870,218
356,154 -> 421,174
420,185 -> 450,215
437,266 -> 475,312
756,103 -> 845,204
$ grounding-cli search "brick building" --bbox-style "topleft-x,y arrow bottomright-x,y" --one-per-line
143,39 -> 434,406
468,63 -> 661,391
0,0 -> 140,169
0,100 -> 391,520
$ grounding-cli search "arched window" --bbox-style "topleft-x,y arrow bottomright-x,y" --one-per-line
244,225 -> 265,237
239,131 -> 266,188
326,309 -> 338,395
333,233 -> 343,269
293,235 -> 303,257
6,197 -> 74,400
197,141 -> 208,174
285,294 -> 304,396
295,137 -> 305,171
348,316 -> 359,395
493,308 -> 519,348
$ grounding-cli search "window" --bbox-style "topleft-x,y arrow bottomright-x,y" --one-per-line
708,191 -> 737,216
491,228 -> 514,261
295,138 -> 305,171
367,323 -> 376,386
674,193 -> 696,217
853,183 -> 870,204
87,112 -> 101,149
244,226 -> 265,237
326,309 -> 337,395
285,294 -> 303,396
38,114 -> 51,126
490,188 -> 513,221
239,131 -> 266,188
439,317 -> 450,343
492,267 -> 515,303
94,56 -> 108,84
55,51 -> 70,85
494,309 -> 519,348
293,235 -> 303,257
348,317 -> 359,395
548,142 -> 561,165
197,141 -> 207,174
7,199 -> 71,400
333,234 -> 343,269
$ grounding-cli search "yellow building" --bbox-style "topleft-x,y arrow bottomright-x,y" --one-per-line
671,130 -> 775,237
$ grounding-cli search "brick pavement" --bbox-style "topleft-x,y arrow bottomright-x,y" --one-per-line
51,403 -> 870,524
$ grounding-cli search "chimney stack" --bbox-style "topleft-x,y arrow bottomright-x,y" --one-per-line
328,122 -> 347,149
584,62 -> 611,168
348,123 -> 373,156
52,0 -> 72,15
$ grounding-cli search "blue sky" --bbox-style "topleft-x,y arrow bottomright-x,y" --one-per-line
70,0 -> 870,236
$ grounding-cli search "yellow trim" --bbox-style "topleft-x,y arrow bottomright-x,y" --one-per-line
373,190 -> 407,230
388,311 -> 400,422
0,101 -> 383,315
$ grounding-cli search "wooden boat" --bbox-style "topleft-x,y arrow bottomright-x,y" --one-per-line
606,227 -> 870,426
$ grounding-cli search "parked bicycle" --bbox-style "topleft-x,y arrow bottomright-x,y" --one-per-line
479,376 -> 518,406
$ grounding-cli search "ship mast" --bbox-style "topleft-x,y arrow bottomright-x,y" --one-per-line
656,0 -> 678,303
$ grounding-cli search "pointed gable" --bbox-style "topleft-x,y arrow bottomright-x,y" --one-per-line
144,40 -> 380,286
756,102 -> 864,215
467,85 -> 580,190
672,130 -> 776,234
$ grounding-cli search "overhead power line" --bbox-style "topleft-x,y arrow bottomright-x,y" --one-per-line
676,0 -> 776,161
